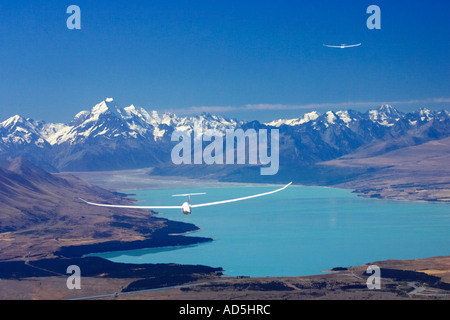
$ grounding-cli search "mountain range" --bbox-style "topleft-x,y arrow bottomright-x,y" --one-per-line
0,98 -> 449,176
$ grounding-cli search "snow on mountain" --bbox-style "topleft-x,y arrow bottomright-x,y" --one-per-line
336,111 -> 352,124
1,115 -> 22,128
11,98 -> 241,146
53,98 -> 147,144
38,122 -> 72,146
0,115 -> 48,148
71,110 -> 91,126
0,98 -> 448,172
89,99 -> 120,121
417,108 -> 436,122
266,111 -> 320,127
368,104 -> 404,127
267,105 -> 409,129
325,111 -> 337,125
1,100 -> 447,146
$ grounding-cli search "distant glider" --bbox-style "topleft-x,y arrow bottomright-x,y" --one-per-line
80,182 -> 293,215
323,43 -> 362,49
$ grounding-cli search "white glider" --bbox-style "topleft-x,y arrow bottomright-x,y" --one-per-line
79,182 -> 293,215
323,43 -> 361,49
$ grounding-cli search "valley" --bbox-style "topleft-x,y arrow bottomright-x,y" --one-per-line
0,98 -> 448,300
0,158 -> 211,262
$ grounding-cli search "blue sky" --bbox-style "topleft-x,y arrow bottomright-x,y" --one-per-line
0,0 -> 449,123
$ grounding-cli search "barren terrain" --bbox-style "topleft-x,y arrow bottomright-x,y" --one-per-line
1,256 -> 449,300
319,137 -> 450,202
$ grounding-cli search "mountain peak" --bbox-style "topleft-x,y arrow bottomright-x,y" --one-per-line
416,107 -> 437,121
367,105 -> 403,126
93,98 -> 119,110
418,107 -> 432,115
89,99 -> 122,120
325,111 -> 337,124
124,104 -> 137,112
378,104 -> 402,116
72,110 -> 90,122
264,111 -> 321,127
1,115 -> 25,128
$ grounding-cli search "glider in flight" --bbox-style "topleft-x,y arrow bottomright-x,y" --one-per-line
80,182 -> 293,215
323,43 -> 362,49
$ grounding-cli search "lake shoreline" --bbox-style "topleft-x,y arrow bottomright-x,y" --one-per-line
54,173 -> 450,280
68,168 -> 450,203
1,194 -> 449,299
3,170 -> 441,299
99,184 -> 449,279
54,217 -> 214,259
1,254 -> 449,300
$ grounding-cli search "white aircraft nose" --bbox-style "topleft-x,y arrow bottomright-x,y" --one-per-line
181,202 -> 192,215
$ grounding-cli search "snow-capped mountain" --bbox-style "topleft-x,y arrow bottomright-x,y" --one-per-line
0,115 -> 48,150
43,98 -> 241,145
0,98 -> 244,171
264,105 -> 446,128
0,99 -> 448,172
266,111 -> 320,127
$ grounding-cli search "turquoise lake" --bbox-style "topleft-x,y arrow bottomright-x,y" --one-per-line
94,185 -> 450,277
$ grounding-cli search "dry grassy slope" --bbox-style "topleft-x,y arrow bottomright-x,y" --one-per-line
319,137 -> 450,201
0,158 -> 165,261
324,137 -> 450,168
